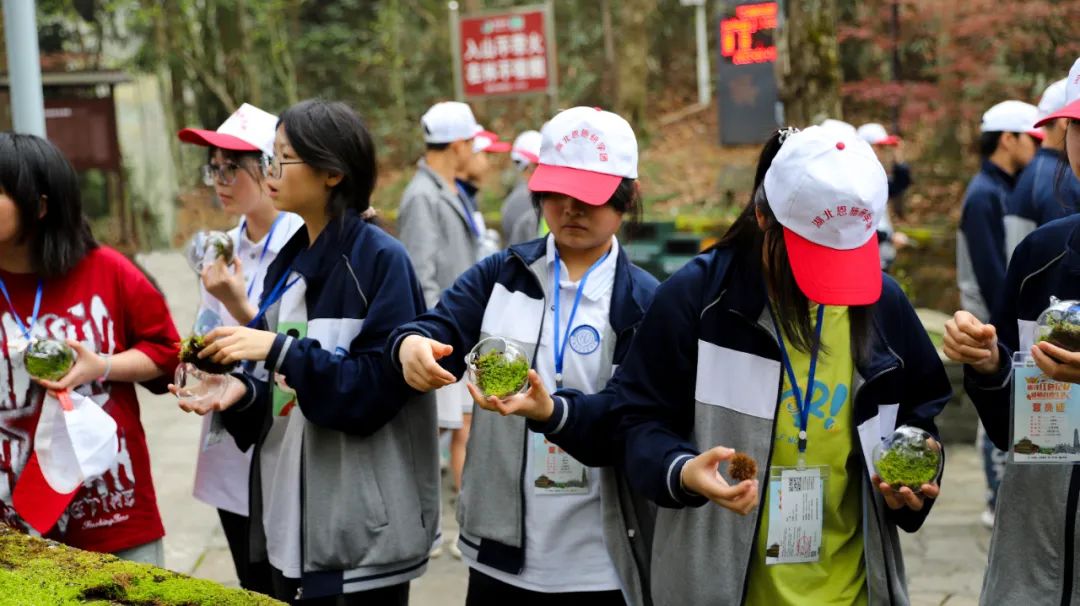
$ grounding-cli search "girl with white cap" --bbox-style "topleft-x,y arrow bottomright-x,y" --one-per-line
389,106 -> 658,605
177,103 -> 304,593
606,126 -> 950,605
945,56 -> 1080,605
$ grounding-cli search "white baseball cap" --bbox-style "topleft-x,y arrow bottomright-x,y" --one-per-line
763,125 -> 889,305
421,101 -> 482,144
1038,79 -> 1070,118
1036,57 -> 1080,127
981,100 -> 1044,140
820,119 -> 857,136
511,130 -> 542,166
528,107 -> 638,206
857,123 -> 900,146
177,103 -> 278,157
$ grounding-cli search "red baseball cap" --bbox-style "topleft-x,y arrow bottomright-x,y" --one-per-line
1036,97 -> 1080,128
528,107 -> 638,206
474,130 -> 512,153
177,103 -> 278,156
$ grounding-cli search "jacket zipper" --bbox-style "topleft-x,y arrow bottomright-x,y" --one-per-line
853,363 -> 899,606
731,310 -> 782,606
1062,467 -> 1080,606
513,250 -> 549,572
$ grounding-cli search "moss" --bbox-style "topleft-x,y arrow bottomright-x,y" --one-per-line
875,442 -> 940,488
178,334 -> 237,375
0,527 -> 282,605
728,453 -> 758,482
473,349 -> 529,398
1045,322 -> 1080,352
206,231 -> 234,264
24,339 -> 76,382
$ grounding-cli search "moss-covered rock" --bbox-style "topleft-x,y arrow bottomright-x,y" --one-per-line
0,527 -> 282,605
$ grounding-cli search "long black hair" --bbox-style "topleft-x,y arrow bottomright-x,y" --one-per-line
0,132 -> 97,278
278,99 -> 378,223
715,129 -> 876,362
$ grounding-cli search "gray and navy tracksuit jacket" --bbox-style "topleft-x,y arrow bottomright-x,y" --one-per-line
957,160 -> 1017,321
387,237 -> 659,605
1005,147 -> 1080,259
608,246 -> 951,606
224,211 -> 439,599
965,214 -> 1080,605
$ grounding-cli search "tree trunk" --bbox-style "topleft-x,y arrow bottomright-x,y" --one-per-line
776,0 -> 843,126
616,0 -> 655,129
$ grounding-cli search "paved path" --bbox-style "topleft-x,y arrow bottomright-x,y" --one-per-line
136,251 -> 990,605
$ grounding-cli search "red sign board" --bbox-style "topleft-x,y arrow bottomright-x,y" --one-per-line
720,2 -> 778,66
459,8 -> 551,97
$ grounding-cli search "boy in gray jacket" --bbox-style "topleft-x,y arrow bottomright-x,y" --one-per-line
398,101 -> 484,558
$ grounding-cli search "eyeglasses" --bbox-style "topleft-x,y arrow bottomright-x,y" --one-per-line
201,162 -> 242,186
261,155 -> 306,180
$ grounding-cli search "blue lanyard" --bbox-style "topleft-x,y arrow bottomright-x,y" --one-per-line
0,277 -> 42,343
455,183 -> 482,239
240,213 -> 285,300
768,304 -> 826,458
247,265 -> 301,328
552,245 -> 611,388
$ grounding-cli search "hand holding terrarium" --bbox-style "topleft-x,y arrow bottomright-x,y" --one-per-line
467,368 -> 554,422
464,337 -> 530,399
172,310 -> 236,410
872,425 -> 942,511
1028,298 -> 1080,384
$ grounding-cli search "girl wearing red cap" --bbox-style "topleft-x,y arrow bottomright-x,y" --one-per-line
177,103 -> 303,593
0,133 -> 180,565
604,126 -> 950,605
944,56 -> 1080,605
388,106 -> 658,605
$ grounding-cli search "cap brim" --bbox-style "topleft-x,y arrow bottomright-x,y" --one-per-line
874,135 -> 901,146
12,453 -> 80,534
1028,129 -> 1046,141
483,141 -> 512,153
178,128 -> 261,153
513,150 -> 540,164
528,164 -> 622,206
1035,98 -> 1080,127
783,228 -> 882,306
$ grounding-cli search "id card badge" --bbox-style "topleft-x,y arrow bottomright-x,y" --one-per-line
765,466 -> 828,565
531,432 -> 588,495
1011,351 -> 1080,463
272,321 -> 307,417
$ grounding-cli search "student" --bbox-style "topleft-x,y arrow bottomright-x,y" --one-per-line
857,123 -> 912,271
458,129 -> 509,260
0,133 -> 180,565
502,129 -> 542,245
943,56 -> 1080,605
956,100 -> 1042,527
398,101 -> 484,553
174,99 -> 438,606
389,106 -> 658,606
1004,78 -> 1080,258
177,102 -> 303,592
607,126 -> 951,605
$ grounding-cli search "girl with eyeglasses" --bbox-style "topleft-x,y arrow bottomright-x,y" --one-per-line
173,99 -> 438,606
176,103 -> 303,594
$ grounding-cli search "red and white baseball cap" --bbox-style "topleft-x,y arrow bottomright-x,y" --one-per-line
473,128 -> 512,153
178,103 -> 278,157
528,107 -> 638,206
511,130 -> 542,166
1038,79 -> 1070,118
981,100 -> 1045,140
857,123 -> 900,146
764,125 -> 889,306
1036,57 -> 1080,127
421,101 -> 482,144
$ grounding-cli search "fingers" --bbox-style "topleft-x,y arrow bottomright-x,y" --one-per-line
422,357 -> 456,386
430,341 -> 454,360
1030,344 -> 1080,382
702,445 -> 736,464
525,369 -> 547,396
919,482 -> 940,499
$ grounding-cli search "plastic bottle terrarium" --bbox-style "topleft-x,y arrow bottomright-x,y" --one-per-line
872,425 -> 943,492
1036,297 -> 1080,352
23,339 -> 75,382
184,230 -> 234,274
174,324 -> 236,406
465,337 -> 530,399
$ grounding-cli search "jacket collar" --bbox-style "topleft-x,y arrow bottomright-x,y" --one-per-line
981,159 -> 1017,189
508,236 -> 649,334
417,158 -> 474,230
716,247 -> 901,378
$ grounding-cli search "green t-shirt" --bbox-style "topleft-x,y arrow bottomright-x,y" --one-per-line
745,305 -> 867,606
